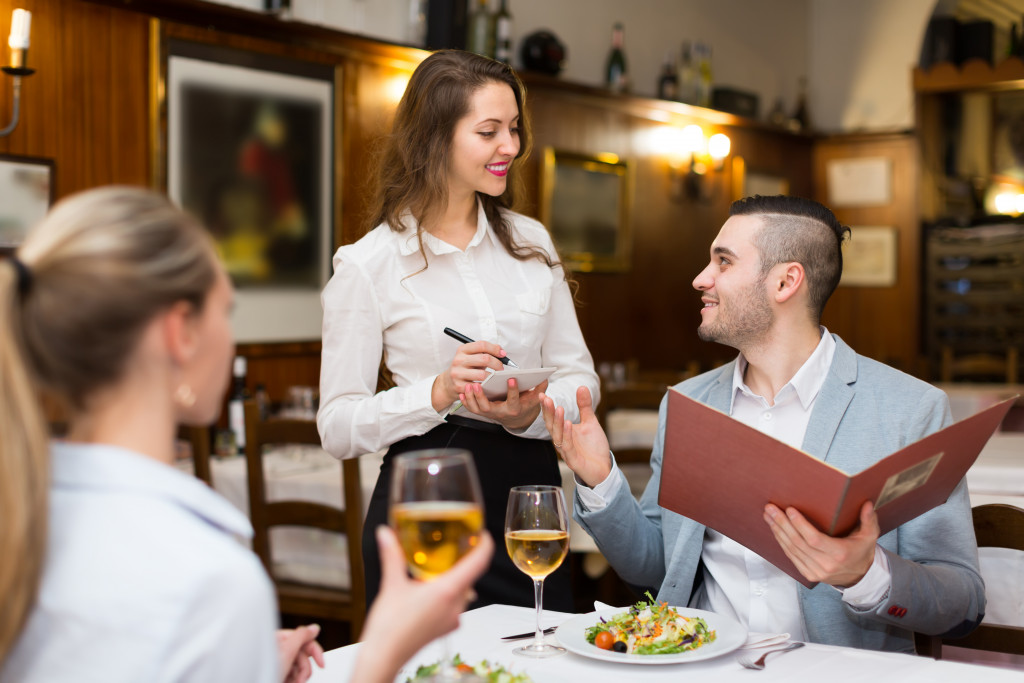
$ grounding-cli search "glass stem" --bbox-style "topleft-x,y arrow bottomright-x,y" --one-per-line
438,633 -> 453,678
532,578 -> 545,648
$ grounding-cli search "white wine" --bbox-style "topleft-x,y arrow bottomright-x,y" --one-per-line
392,501 -> 483,580
505,529 -> 569,579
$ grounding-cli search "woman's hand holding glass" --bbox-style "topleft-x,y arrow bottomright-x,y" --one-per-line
504,485 -> 570,658
389,449 -> 485,681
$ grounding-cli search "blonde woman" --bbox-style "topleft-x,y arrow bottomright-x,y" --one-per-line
0,187 -> 492,683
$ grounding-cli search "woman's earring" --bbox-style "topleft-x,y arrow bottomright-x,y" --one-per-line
174,384 -> 197,408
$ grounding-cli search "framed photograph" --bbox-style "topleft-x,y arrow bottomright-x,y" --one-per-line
539,147 -> 633,273
158,38 -> 335,342
731,156 -> 789,201
841,225 -> 898,287
0,154 -> 54,249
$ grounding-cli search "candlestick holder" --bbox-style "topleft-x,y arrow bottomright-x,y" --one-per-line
0,47 -> 34,137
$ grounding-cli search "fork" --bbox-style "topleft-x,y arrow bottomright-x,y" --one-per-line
737,642 -> 805,670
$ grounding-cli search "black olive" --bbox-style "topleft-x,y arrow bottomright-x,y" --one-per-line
612,641 -> 628,653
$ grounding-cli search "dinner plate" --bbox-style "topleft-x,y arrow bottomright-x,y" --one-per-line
555,606 -> 747,665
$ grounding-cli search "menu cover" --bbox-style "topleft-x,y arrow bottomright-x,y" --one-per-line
659,389 -> 1016,587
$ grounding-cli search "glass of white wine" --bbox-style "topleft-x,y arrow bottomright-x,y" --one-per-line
389,449 -> 485,681
504,485 -> 569,658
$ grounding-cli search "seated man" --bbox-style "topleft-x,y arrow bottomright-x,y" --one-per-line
541,195 -> 984,653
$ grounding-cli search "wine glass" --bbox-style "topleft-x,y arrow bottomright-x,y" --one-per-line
504,485 -> 569,658
389,449 -> 484,681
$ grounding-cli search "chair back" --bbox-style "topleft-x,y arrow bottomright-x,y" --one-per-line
597,383 -> 668,466
941,346 -> 1019,384
916,503 -> 1024,658
243,400 -> 365,638
177,424 -> 213,486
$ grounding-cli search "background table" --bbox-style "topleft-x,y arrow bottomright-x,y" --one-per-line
306,604 -> 1024,682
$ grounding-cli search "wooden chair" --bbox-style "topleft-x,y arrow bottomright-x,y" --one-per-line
941,346 -> 1019,384
243,400 -> 365,639
915,504 -> 1024,658
177,424 -> 213,486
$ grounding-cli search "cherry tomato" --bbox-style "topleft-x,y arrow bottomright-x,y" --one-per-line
456,664 -> 474,673
594,631 -> 615,650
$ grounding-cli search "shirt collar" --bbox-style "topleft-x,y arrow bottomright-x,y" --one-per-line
732,326 -> 837,410
50,441 -> 254,539
396,199 -> 492,256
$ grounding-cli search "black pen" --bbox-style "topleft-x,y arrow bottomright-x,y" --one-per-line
443,327 -> 520,368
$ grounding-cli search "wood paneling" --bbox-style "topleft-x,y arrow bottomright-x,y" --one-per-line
520,78 -> 814,373
813,133 -> 922,375
0,0 -> 150,195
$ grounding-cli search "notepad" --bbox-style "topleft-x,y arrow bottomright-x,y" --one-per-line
478,367 -> 557,400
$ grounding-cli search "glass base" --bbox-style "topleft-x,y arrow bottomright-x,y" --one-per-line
513,642 -> 566,658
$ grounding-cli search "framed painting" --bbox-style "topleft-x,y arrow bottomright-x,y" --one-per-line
0,154 -> 54,250
841,225 -> 898,287
156,36 -> 336,342
539,147 -> 632,273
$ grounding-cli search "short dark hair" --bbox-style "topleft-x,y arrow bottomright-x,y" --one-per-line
730,194 -> 850,320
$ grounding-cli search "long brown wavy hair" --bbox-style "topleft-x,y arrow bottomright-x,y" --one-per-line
367,50 -> 557,270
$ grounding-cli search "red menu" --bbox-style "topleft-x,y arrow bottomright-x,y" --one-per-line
659,389 -> 1016,587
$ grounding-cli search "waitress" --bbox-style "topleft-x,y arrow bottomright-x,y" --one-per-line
317,50 -> 599,611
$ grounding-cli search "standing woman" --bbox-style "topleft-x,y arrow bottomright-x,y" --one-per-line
0,187 -> 321,682
318,50 -> 599,611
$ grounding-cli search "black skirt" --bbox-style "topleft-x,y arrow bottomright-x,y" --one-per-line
361,419 -> 574,613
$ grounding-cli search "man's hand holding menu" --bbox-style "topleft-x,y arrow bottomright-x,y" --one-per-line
659,390 -> 1016,588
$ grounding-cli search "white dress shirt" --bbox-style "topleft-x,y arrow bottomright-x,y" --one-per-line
317,202 -> 599,458
1,442 -> 278,683
579,329 -> 891,636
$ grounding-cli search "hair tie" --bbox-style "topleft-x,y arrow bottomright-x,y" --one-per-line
10,257 -> 32,296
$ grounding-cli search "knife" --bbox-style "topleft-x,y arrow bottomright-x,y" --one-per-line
500,626 -> 556,641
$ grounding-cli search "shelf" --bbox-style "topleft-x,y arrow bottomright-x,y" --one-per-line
914,56 -> 1024,93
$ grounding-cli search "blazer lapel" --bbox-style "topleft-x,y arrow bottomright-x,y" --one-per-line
801,335 -> 857,463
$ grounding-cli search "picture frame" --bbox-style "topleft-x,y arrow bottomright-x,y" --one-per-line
731,156 -> 789,201
840,225 -> 898,287
0,154 -> 54,250
539,147 -> 632,273
155,35 -> 336,343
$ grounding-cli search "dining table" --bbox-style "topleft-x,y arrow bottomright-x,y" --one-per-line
305,603 -> 1024,682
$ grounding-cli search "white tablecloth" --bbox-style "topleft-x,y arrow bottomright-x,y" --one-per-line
306,604 -> 1024,682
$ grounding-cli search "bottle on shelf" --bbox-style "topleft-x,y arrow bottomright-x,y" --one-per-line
467,0 -> 493,58
695,42 -> 713,108
604,22 -> 629,94
789,76 -> 811,133
677,41 -> 697,105
227,356 -> 249,455
491,0 -> 512,64
263,0 -> 291,18
657,51 -> 678,101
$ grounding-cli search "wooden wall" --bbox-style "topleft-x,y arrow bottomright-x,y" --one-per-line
4,0 -> 910,403
520,78 -> 815,373
813,133 -> 922,375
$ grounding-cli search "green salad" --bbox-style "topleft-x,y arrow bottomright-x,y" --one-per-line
407,654 -> 533,682
584,593 -> 716,655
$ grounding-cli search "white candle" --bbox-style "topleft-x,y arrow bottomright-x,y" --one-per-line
8,9 -> 31,50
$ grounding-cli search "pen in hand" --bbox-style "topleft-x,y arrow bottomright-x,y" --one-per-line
443,327 -> 520,368
443,327 -> 519,415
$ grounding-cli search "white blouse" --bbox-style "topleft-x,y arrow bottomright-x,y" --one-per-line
317,203 -> 599,459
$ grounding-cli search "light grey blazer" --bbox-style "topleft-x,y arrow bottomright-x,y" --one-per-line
576,335 -> 985,653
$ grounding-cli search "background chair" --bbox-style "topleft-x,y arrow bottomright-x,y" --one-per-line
916,503 -> 1024,659
941,346 -> 1019,384
177,424 -> 213,486
243,400 -> 365,640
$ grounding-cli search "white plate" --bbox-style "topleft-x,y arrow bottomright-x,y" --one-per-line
555,606 -> 747,665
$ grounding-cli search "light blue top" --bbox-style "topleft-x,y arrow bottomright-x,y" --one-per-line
1,442 -> 278,683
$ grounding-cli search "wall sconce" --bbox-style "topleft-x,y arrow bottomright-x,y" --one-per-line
1,9 -> 34,138
666,123 -> 731,202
